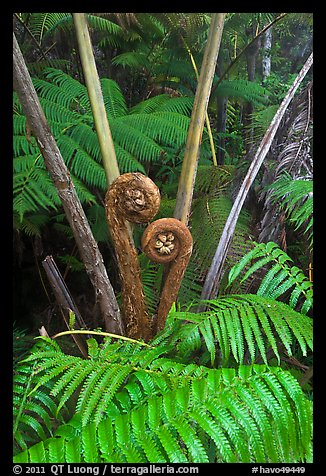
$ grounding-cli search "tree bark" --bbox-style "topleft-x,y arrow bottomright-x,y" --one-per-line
173,13 -> 226,225
200,53 -> 313,304
13,32 -> 125,336
262,26 -> 272,84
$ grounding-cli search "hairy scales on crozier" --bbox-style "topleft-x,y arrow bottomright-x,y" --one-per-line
142,218 -> 193,332
105,173 -> 160,341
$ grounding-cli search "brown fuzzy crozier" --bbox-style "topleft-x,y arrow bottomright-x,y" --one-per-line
105,173 -> 160,341
141,217 -> 193,332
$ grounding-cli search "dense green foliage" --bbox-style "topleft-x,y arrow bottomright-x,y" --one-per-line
14,296 -> 312,462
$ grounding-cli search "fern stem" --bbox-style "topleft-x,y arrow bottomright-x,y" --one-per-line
182,38 -> 217,167
52,330 -> 151,347
73,13 -> 120,186
174,13 -> 226,225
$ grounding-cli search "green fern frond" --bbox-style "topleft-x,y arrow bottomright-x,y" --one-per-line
189,195 -> 253,285
110,118 -> 164,163
13,212 -> 50,237
194,164 -> 235,198
13,363 -> 67,453
113,112 -> 189,159
27,13 -> 71,42
41,68 -> 91,110
268,174 -> 313,248
14,362 -> 312,463
57,254 -> 85,272
250,105 -> 279,142
111,51 -> 152,70
215,79 -> 269,105
138,254 -> 161,316
228,242 -> 313,314
130,95 -> 193,116
13,163 -> 61,220
32,77 -> 80,111
100,78 -> 128,118
168,295 -> 312,366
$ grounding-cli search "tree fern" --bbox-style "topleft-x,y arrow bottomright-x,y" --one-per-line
228,241 -> 313,314
214,79 -> 269,106
26,13 -> 123,44
13,68 -> 194,224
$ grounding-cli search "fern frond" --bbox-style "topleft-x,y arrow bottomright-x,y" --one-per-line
27,13 -> 71,42
14,364 -> 312,463
194,164 -> 235,198
215,79 -> 269,106
13,363 -> 67,453
268,174 -> 313,248
167,295 -> 312,366
189,195 -> 253,287
112,51 -> 152,70
100,78 -> 128,118
130,95 -> 193,116
138,254 -> 161,316
228,242 -> 313,314
13,162 -> 61,220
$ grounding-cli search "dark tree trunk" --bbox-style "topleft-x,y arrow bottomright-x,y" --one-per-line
13,33 -> 125,336
216,95 -> 228,165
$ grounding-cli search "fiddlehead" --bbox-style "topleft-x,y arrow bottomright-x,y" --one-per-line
105,173 -> 160,341
141,218 -> 193,332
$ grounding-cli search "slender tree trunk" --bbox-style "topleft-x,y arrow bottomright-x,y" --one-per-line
262,26 -> 272,84
13,33 -> 125,336
200,53 -> 313,303
73,13 -> 120,186
73,12 -> 134,245
210,14 -> 287,97
173,13 -> 226,225
216,95 -> 228,165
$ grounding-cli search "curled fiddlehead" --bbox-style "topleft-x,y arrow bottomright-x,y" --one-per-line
105,173 -> 160,341
141,218 -> 193,332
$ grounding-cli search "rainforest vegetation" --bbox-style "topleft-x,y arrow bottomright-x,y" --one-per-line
13,13 -> 313,464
